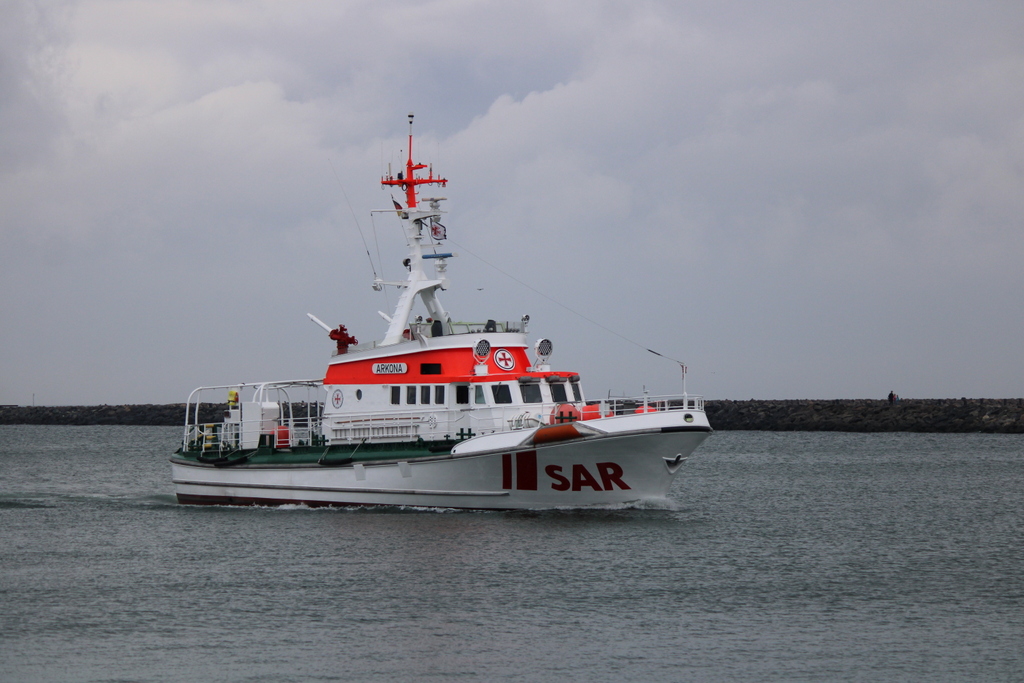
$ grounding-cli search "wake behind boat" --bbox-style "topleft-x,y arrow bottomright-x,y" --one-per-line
170,114 -> 712,509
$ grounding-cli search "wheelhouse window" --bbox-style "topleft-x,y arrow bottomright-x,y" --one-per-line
434,386 -> 445,404
407,386 -> 417,404
420,386 -> 431,404
491,384 -> 513,404
474,386 -> 487,404
421,363 -> 442,375
520,383 -> 542,403
391,386 -> 401,405
550,383 -> 568,403
456,385 -> 470,404
570,382 -> 582,401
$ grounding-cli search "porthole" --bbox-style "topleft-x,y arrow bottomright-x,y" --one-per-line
356,389 -> 363,400
684,413 -> 694,423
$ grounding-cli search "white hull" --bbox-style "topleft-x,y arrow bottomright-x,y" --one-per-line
171,425 -> 710,509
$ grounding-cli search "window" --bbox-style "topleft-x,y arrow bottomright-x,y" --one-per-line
421,386 -> 431,404
421,363 -> 442,375
434,386 -> 445,404
520,383 -> 542,403
474,386 -> 487,404
550,383 -> 568,403
391,386 -> 401,405
356,389 -> 363,400
491,384 -> 513,404
407,386 -> 417,404
570,382 -> 582,401
456,385 -> 469,404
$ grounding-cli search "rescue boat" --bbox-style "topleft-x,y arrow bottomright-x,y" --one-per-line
170,114 -> 712,509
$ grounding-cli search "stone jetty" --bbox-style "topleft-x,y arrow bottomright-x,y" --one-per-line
1,399 -> 1022,433
704,398 -> 1024,433
0,404 -> 217,426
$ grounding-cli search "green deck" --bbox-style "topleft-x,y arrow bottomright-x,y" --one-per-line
175,438 -> 458,467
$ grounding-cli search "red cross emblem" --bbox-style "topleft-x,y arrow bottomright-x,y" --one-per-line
493,349 -> 516,371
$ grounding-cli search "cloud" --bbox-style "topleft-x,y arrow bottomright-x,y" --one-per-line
0,1 -> 72,172
2,0 -> 1023,404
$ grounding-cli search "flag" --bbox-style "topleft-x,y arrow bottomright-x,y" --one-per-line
392,199 -> 403,212
431,220 -> 446,240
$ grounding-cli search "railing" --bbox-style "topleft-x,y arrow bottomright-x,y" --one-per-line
181,388 -> 706,453
325,394 -> 706,444
342,320 -> 526,355
185,415 -> 325,454
181,380 -> 326,454
329,414 -> 425,442
600,394 -> 705,415
327,406 -> 528,443
447,320 -> 524,335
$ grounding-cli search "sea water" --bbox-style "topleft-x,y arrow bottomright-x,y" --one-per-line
1,426 -> 1021,682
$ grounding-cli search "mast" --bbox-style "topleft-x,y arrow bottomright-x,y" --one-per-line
381,113 -> 447,209
377,113 -> 452,346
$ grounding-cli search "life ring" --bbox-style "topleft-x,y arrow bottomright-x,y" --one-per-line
549,403 -> 581,425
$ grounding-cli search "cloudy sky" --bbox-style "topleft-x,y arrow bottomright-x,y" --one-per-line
2,0 -> 1022,405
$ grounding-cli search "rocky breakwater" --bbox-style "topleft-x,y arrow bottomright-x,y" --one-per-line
704,398 -> 1024,433
0,403 -> 325,426
0,404 -> 221,426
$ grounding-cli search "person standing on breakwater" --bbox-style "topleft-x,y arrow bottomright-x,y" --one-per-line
888,391 -> 895,406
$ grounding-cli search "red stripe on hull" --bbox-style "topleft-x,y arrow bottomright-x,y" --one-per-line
515,450 -> 538,490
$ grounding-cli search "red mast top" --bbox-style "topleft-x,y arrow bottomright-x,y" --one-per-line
381,112 -> 447,209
